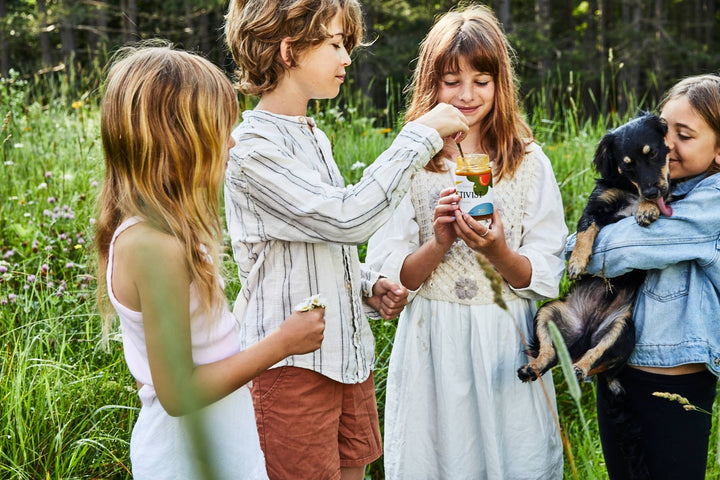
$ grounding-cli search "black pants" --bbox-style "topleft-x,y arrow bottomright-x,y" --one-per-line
596,367 -> 717,480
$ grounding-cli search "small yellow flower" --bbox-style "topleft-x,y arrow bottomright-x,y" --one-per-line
380,127 -> 393,135
71,100 -> 82,109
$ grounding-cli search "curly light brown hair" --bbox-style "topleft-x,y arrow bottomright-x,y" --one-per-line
225,0 -> 364,96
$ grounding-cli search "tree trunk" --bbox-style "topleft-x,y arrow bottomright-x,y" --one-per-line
618,0 -> 641,115
705,0 -> 716,47
653,0 -> 664,94
534,0 -> 550,80
37,0 -> 53,67
198,8 -> 210,53
89,1 -> 108,55
122,0 -> 138,42
0,0 -> 8,77
60,1 -> 76,66
496,0 -> 511,32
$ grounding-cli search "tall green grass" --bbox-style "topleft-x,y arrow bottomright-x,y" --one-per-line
1,68 -> 718,480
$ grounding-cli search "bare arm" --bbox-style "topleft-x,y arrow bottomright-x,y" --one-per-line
130,230 -> 324,417
400,187 -> 461,290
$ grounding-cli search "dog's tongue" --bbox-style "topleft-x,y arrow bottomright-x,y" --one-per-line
656,197 -> 673,217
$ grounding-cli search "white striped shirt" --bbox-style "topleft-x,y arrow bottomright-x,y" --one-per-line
224,109 -> 443,383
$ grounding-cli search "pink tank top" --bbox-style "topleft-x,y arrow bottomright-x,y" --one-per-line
107,217 -> 241,406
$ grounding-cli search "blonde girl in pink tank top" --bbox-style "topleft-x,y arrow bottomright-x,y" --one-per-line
95,43 -> 326,479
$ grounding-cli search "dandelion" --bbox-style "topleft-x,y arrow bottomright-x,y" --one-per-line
71,100 -> 83,109
379,127 -> 393,135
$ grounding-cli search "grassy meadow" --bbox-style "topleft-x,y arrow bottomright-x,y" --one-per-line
1,68 -> 719,480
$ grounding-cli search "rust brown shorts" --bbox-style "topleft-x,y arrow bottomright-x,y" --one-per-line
250,366 -> 382,480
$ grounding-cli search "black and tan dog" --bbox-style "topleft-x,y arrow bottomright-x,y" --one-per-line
517,112 -> 672,389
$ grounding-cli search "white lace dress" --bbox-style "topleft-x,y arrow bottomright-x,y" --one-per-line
366,143 -> 567,480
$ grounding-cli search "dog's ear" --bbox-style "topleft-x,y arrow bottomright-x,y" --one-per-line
594,131 -> 618,178
653,115 -> 669,136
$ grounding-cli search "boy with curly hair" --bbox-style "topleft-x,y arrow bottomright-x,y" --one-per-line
224,1 -> 468,478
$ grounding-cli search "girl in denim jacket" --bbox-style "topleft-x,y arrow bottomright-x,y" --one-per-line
579,74 -> 720,479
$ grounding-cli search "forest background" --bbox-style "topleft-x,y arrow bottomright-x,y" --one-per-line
3,0 -> 720,120
2,0 -> 720,479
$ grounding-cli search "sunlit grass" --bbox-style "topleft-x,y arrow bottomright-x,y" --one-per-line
2,67 -> 718,480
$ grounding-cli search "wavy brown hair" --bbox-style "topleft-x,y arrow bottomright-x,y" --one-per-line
96,43 -> 239,337
659,74 -> 720,176
405,4 -> 532,180
225,0 -> 364,96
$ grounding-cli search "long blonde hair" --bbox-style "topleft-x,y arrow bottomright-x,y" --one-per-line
96,43 -> 239,336
405,4 -> 532,180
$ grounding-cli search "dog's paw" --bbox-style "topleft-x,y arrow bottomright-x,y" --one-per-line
636,201 -> 660,226
573,364 -> 589,383
566,259 -> 586,280
517,364 -> 539,382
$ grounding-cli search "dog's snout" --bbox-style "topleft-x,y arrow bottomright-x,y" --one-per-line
641,185 -> 660,199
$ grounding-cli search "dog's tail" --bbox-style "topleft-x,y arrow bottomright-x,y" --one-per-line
603,374 -> 650,480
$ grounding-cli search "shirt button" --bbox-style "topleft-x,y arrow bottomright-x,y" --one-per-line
714,358 -> 720,367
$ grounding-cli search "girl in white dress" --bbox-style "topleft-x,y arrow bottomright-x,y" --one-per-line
95,44 -> 326,479
366,5 -> 567,479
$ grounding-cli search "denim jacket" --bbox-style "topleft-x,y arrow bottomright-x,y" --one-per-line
565,172 -> 720,376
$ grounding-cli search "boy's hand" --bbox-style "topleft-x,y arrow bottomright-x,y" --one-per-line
414,103 -> 469,140
278,308 -> 326,355
366,277 -> 409,320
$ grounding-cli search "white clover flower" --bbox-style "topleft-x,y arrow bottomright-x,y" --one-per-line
4,161 -> 13,166
13,143 -> 23,148
294,294 -> 327,312
350,161 -> 365,170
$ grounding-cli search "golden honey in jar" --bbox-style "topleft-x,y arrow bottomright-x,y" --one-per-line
455,153 -> 493,220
